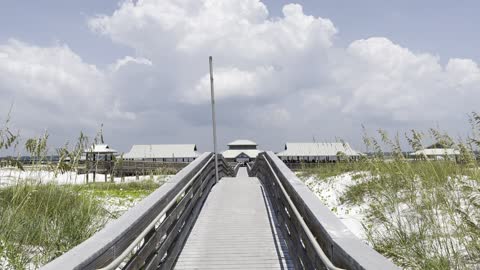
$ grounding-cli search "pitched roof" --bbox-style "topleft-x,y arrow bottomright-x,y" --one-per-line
409,148 -> 460,156
123,144 -> 201,159
84,144 -> 117,154
222,149 -> 261,159
227,139 -> 257,146
277,142 -> 360,157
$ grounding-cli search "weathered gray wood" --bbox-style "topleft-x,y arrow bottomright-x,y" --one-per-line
160,176 -> 217,269
42,150 -> 399,270
153,175 -> 212,268
144,170 -> 220,270
144,174 -> 219,270
42,153 -> 234,270
251,152 -> 399,270
174,167 -> 293,269
254,163 -> 306,269
123,170 -> 209,270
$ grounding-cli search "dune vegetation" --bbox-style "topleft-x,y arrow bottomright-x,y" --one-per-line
2,110 -> 480,269
0,117 -> 164,269
299,113 -> 480,269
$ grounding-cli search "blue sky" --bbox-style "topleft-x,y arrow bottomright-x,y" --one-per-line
0,1 -> 129,65
263,1 -> 479,63
2,1 -> 478,64
0,0 -> 479,153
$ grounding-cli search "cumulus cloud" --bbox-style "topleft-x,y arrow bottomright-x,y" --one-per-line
88,1 -> 336,59
0,39 -> 139,143
2,0 -> 480,151
446,58 -> 480,88
338,37 -> 479,122
184,66 -> 275,103
86,0 -> 480,149
0,39 -> 105,105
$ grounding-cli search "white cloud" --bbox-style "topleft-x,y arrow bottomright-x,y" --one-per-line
184,66 -> 274,103
88,0 -> 337,61
0,39 -> 105,106
2,0 -> 480,151
110,56 -> 152,72
337,37 -> 479,122
446,58 -> 480,88
0,39 -> 138,141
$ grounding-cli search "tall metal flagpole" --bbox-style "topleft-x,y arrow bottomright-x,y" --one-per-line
209,56 -> 219,183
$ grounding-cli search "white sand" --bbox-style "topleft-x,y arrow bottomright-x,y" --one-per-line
304,172 -> 369,241
0,167 -> 172,269
0,167 -> 172,187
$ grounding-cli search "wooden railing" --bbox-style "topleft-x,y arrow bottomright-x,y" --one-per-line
42,153 -> 234,270
250,152 -> 399,270
78,160 -> 188,176
233,163 -> 241,175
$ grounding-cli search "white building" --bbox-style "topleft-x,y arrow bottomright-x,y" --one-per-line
123,144 -> 201,163
83,144 -> 117,161
222,140 -> 262,163
276,142 -> 361,162
409,148 -> 460,160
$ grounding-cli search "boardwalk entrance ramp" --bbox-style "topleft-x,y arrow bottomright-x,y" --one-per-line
174,167 -> 293,269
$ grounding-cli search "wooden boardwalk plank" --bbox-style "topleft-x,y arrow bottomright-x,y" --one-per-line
174,167 -> 293,270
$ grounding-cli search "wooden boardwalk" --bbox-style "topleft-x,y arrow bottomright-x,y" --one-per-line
174,167 -> 293,269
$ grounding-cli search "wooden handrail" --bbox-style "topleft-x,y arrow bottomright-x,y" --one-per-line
251,152 -> 399,270
41,153 -> 234,270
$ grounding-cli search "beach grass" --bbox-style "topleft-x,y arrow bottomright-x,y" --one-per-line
299,123 -> 480,269
0,117 -> 165,269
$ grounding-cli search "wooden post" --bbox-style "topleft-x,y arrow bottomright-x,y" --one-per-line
105,153 -> 109,182
93,153 -> 96,183
86,153 -> 89,183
